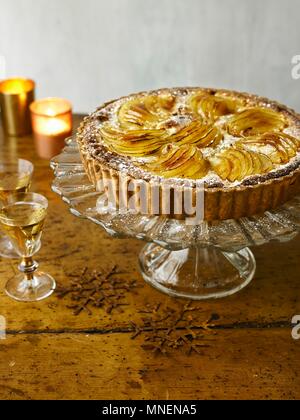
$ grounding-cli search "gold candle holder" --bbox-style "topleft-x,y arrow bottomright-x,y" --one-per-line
0,78 -> 35,136
30,97 -> 72,159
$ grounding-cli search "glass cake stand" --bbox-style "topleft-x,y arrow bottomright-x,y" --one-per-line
50,137 -> 300,300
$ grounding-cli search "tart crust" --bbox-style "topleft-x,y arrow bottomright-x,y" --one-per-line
77,87 -> 300,221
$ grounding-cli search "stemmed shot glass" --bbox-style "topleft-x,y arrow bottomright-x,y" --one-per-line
0,192 -> 56,301
0,159 -> 34,258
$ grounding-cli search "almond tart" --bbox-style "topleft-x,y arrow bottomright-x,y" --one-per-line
77,87 -> 300,221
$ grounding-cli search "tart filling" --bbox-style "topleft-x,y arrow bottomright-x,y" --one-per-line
84,88 -> 300,187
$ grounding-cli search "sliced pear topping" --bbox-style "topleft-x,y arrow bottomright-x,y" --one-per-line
118,94 -> 176,129
238,132 -> 300,164
209,148 -> 273,182
168,120 -> 223,148
226,108 -> 287,137
99,124 -> 166,157
100,118 -> 223,158
99,90 -> 296,182
143,144 -> 209,179
188,92 -> 243,122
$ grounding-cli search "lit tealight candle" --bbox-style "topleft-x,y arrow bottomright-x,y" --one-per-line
30,98 -> 72,159
0,78 -> 35,136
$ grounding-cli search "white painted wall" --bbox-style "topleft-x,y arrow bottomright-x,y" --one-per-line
0,0 -> 299,114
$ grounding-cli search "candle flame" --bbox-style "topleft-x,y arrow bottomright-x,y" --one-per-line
38,118 -> 70,135
0,79 -> 34,94
44,108 -> 57,117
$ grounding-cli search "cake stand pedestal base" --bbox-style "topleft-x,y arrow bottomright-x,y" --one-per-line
139,243 -> 256,300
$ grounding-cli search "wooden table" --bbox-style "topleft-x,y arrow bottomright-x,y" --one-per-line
0,115 -> 299,400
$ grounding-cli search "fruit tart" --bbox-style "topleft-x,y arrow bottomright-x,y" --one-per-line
77,87 -> 300,221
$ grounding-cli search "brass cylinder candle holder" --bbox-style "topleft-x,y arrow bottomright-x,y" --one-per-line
0,78 -> 35,136
30,97 -> 72,159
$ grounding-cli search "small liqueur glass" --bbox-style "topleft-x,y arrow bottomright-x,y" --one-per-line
0,192 -> 56,301
0,159 -> 34,259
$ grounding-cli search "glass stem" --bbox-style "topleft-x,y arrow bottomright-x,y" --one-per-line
18,256 -> 39,287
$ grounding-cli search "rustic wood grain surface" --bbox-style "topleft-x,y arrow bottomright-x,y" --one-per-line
0,115 -> 299,400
